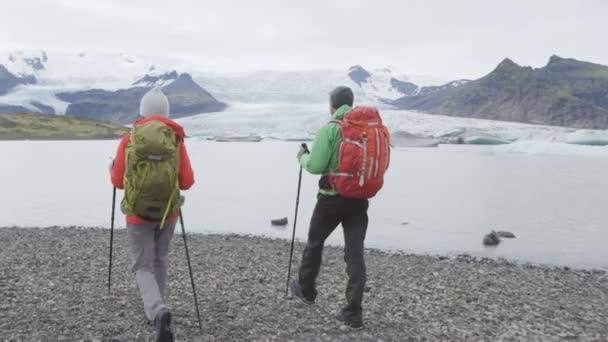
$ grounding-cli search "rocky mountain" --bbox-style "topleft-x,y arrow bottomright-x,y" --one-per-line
57,72 -> 226,124
393,56 -> 608,129
389,78 -> 419,96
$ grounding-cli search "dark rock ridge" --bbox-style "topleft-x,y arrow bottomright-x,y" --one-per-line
393,56 -> 608,129
390,78 -> 418,96
348,65 -> 371,86
133,70 -> 179,86
8,51 -> 47,71
57,73 -> 227,124
0,65 -> 37,95
417,80 -> 470,96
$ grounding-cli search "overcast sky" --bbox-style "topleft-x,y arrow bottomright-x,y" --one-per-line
1,0 -> 607,80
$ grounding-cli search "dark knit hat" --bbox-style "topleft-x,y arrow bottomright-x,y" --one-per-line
329,86 -> 354,109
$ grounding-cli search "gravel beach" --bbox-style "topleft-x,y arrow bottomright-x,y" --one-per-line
1,227 -> 607,341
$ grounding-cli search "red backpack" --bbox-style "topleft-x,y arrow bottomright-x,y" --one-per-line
328,106 -> 391,199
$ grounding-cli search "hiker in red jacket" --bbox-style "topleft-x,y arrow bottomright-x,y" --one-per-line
110,87 -> 194,342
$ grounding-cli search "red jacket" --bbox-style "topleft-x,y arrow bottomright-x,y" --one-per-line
111,115 -> 195,224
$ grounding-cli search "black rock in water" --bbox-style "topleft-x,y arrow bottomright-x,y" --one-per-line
483,231 -> 501,246
271,217 -> 288,226
496,231 -> 516,238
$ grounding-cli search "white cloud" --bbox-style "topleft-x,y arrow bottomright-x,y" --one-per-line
1,0 -> 607,80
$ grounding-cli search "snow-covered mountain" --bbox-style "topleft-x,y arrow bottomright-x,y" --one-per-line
1,50 -> 185,89
0,50 -> 225,121
0,50 -> 452,117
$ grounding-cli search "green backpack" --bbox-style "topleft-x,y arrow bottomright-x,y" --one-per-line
122,120 -> 180,226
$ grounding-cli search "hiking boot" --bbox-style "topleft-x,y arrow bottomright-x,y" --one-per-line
154,308 -> 174,342
290,280 -> 316,305
336,311 -> 364,330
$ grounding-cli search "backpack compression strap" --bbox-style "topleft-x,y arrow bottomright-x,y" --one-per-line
159,177 -> 179,229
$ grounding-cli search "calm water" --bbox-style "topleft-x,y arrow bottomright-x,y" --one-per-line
1,140 -> 606,269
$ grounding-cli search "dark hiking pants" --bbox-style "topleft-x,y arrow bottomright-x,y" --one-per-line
298,194 -> 369,320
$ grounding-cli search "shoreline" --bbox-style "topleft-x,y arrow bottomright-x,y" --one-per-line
2,226 -> 607,341
6,225 -> 607,272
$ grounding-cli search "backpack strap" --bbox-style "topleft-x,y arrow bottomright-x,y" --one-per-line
159,177 -> 179,229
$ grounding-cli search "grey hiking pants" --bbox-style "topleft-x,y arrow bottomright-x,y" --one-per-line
127,219 -> 176,321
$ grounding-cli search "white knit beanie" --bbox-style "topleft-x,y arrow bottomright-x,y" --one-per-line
139,87 -> 170,117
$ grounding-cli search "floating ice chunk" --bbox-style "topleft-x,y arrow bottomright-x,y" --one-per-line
391,131 -> 439,148
565,130 -> 608,146
463,135 -> 511,145
214,135 -> 262,142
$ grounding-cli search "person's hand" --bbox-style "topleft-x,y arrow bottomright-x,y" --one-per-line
179,195 -> 185,207
297,143 -> 309,159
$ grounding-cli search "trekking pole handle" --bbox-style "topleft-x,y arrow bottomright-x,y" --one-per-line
301,143 -> 309,153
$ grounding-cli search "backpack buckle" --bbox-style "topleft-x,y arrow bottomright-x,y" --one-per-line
148,155 -> 162,161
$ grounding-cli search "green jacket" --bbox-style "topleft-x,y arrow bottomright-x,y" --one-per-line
298,104 -> 352,196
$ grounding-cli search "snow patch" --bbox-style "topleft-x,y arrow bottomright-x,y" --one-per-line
2,50 -> 48,77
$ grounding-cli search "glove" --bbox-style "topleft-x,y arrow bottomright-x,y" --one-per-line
297,143 -> 309,160
179,195 -> 185,207
108,158 -> 115,172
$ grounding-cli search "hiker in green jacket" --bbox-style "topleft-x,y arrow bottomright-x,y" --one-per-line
291,86 -> 369,329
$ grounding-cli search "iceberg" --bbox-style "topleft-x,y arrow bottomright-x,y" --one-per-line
565,130 -> 608,146
438,129 -> 511,145
213,135 -> 262,142
391,131 -> 439,148
463,135 -> 512,145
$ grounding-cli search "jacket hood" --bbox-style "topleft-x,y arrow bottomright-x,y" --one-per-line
133,115 -> 186,141
331,104 -> 352,120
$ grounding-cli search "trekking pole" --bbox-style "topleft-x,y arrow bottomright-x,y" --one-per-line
108,186 -> 116,294
178,210 -> 203,330
285,143 -> 308,296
